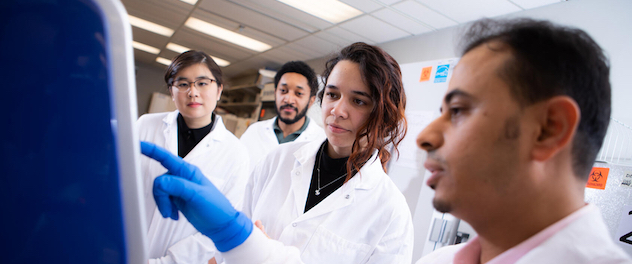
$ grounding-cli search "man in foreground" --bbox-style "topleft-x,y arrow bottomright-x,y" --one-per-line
414,18 -> 629,263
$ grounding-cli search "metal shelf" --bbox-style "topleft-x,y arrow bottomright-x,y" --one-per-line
218,102 -> 260,112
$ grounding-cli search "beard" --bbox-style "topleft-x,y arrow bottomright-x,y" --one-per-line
275,104 -> 309,125
432,198 -> 452,213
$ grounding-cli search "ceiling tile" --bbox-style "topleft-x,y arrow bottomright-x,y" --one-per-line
228,0 -> 332,31
133,49 -> 158,65
324,26 -> 376,45
292,36 -> 342,57
197,0 -> 309,42
130,27 -> 170,49
509,0 -> 562,10
284,42 -> 324,59
415,0 -> 521,23
122,0 -> 190,29
339,15 -> 411,43
158,50 -> 184,61
371,8 -> 433,35
376,0 -> 402,5
313,30 -> 358,48
190,9 -> 286,48
339,0 -> 383,13
260,46 -> 312,64
392,0 -> 457,29
174,29 -> 255,60
157,41 -> 236,64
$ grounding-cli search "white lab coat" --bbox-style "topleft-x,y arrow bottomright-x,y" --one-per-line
239,139 -> 414,264
138,110 -> 250,264
416,204 -> 632,264
222,204 -> 632,264
239,116 -> 325,170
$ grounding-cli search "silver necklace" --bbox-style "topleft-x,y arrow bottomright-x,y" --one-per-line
315,143 -> 347,196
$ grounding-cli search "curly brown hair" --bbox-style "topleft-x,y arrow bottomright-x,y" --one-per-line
319,42 -> 407,181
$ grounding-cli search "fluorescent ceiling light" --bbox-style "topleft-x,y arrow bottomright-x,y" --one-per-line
156,57 -> 172,66
132,41 -> 160,55
165,43 -> 191,54
259,69 -> 276,78
210,57 -> 231,67
166,43 -> 231,67
128,15 -> 174,37
185,17 -> 272,52
179,0 -> 198,4
277,0 -> 362,24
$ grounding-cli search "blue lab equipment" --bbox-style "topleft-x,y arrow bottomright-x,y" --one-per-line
0,0 -> 146,263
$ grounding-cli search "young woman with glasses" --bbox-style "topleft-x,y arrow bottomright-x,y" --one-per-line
137,50 -> 250,264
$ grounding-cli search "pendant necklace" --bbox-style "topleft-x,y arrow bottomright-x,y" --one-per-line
315,143 -> 347,196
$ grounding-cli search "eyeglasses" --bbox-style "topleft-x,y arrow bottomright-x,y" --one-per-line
171,78 -> 217,93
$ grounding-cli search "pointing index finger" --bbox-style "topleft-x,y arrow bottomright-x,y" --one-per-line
141,141 -> 193,179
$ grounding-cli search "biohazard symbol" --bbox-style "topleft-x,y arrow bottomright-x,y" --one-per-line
585,167 -> 609,190
419,67 -> 432,82
591,170 -> 603,182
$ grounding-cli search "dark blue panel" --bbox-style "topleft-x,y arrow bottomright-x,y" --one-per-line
0,0 -> 127,263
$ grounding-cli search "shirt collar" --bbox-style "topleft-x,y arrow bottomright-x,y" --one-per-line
273,116 -> 310,143
454,204 -> 594,264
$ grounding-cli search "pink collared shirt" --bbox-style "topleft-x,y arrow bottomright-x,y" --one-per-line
453,204 -> 592,264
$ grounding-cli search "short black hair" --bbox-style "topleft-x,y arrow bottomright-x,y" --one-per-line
165,50 -> 223,88
460,18 -> 611,180
274,61 -> 318,97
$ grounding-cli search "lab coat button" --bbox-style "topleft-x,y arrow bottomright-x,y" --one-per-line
292,223 -> 297,227
345,195 -> 350,199
295,171 -> 300,176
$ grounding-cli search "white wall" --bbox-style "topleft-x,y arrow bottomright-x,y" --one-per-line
135,62 -> 168,116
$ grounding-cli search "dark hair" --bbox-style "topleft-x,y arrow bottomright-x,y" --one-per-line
274,61 -> 318,97
319,42 -> 407,181
460,18 -> 611,179
164,50 -> 223,88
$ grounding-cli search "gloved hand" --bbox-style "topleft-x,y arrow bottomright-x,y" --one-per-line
140,141 -> 253,252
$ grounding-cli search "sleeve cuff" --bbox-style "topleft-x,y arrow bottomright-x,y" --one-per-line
221,228 -> 274,264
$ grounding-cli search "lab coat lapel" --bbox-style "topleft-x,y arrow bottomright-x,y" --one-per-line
299,178 -> 356,221
182,115 -> 225,161
295,117 -> 324,142
265,117 -> 280,146
161,111 -> 178,155
297,152 -> 382,222
289,140 -> 322,218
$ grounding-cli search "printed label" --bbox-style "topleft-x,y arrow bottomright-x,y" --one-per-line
419,66 -> 432,82
434,64 -> 450,83
585,167 -> 609,190
621,171 -> 632,188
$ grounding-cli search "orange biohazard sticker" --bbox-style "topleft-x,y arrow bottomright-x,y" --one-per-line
586,167 -> 609,190
419,67 -> 432,82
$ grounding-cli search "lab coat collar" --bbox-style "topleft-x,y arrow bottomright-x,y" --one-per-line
292,140 -> 384,222
161,110 -> 231,160
294,140 -> 383,190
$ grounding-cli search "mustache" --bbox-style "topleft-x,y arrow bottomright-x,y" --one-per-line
279,104 -> 298,111
426,151 -> 446,165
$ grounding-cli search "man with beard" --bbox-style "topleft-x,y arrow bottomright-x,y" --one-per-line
240,61 -> 325,169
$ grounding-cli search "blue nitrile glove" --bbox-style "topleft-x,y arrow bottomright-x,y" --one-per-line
140,141 -> 253,252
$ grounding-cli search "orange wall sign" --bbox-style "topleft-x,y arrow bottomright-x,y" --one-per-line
419,67 -> 432,82
586,167 -> 609,190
